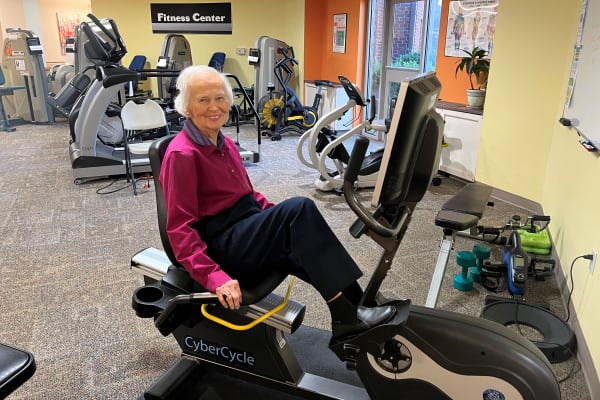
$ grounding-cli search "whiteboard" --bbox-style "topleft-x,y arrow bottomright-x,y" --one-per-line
563,0 -> 600,149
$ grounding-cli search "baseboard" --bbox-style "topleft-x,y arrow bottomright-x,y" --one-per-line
488,184 -> 599,397
555,263 -> 600,399
489,187 -> 544,214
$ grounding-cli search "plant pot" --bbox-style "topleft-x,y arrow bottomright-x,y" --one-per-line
466,89 -> 486,109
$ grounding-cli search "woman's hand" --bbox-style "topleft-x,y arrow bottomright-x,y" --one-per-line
216,279 -> 242,309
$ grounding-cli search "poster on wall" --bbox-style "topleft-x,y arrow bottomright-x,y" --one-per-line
56,13 -> 87,55
445,0 -> 498,57
150,3 -> 232,34
333,13 -> 347,53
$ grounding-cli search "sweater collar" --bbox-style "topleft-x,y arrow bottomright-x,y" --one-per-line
184,118 -> 225,149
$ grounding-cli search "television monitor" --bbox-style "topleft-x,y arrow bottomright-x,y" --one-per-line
371,71 -> 444,208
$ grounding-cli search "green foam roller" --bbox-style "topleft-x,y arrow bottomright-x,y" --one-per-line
518,226 -> 551,250
522,245 -> 551,255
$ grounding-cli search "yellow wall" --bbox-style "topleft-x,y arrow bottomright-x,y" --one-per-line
477,0 -> 577,201
90,0 -> 305,91
478,0 -> 600,379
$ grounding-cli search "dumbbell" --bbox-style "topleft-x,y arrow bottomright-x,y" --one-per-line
454,250 -> 475,291
470,244 -> 491,283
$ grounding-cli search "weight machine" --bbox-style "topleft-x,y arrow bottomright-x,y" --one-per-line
1,28 -> 54,126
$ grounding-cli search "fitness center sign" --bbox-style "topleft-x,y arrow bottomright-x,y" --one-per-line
150,3 -> 232,34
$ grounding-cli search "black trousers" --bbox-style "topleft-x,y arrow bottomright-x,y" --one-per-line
200,195 -> 362,301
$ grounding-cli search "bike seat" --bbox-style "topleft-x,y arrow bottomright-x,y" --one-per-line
161,264 -> 290,305
132,262 -> 305,336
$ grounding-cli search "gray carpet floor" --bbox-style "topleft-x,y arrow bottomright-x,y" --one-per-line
0,119 -> 591,399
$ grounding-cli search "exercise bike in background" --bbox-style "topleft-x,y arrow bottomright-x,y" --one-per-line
257,46 -> 333,140
297,75 -> 388,192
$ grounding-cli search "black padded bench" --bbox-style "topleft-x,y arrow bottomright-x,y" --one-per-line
435,182 -> 492,232
0,342 -> 35,399
441,182 -> 493,218
426,183 -> 493,308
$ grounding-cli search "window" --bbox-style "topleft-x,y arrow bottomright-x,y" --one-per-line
365,0 -> 442,123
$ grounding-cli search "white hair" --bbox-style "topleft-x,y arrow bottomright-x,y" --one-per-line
173,65 -> 234,116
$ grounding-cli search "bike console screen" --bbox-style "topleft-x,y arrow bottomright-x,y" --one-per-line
338,75 -> 366,106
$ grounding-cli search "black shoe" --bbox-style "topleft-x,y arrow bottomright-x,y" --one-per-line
357,305 -> 396,325
332,304 -> 397,340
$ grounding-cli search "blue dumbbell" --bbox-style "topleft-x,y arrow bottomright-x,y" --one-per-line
470,244 -> 491,283
454,250 -> 475,291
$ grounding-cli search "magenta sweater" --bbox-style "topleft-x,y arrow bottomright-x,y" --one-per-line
160,120 -> 273,292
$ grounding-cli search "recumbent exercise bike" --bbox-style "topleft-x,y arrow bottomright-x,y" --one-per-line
131,72 -> 560,400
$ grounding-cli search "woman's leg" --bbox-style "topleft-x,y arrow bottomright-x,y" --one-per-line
206,196 -> 396,340
206,197 -> 362,301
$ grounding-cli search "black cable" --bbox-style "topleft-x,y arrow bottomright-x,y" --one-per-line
565,255 -> 587,323
95,178 -> 131,195
510,254 -> 593,384
344,106 -> 363,128
94,174 -> 153,195
512,300 -> 578,383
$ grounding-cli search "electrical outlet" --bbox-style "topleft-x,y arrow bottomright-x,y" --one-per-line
236,47 -> 246,55
590,249 -> 597,273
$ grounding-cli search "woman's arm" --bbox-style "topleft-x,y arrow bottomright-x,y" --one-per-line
160,148 -> 232,293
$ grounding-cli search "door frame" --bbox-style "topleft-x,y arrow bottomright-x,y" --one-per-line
366,0 -> 437,121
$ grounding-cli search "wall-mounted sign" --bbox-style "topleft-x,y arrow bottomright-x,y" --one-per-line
150,3 -> 232,34
332,13 -> 347,54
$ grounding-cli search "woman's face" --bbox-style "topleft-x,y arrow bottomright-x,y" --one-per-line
186,72 -> 231,138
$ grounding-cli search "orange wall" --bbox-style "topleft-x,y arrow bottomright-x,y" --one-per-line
305,0 -> 472,104
304,0 -> 326,79
435,0 -> 474,103
304,0 -> 368,88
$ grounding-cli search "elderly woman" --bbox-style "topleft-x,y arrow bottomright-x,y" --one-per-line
160,65 -> 396,342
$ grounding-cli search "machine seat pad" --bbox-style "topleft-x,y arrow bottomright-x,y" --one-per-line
435,210 -> 480,232
441,182 -> 492,219
0,343 -> 36,398
163,265 -> 290,306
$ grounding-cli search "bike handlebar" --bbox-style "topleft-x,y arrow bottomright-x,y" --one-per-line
342,136 -> 410,238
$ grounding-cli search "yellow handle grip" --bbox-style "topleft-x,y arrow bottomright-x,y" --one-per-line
200,277 -> 296,331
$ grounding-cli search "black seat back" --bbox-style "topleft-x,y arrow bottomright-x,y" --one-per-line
0,342 -> 36,398
149,135 -> 179,268
148,135 -> 288,304
208,52 -> 226,72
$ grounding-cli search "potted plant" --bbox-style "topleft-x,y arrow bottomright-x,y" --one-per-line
455,46 -> 490,108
